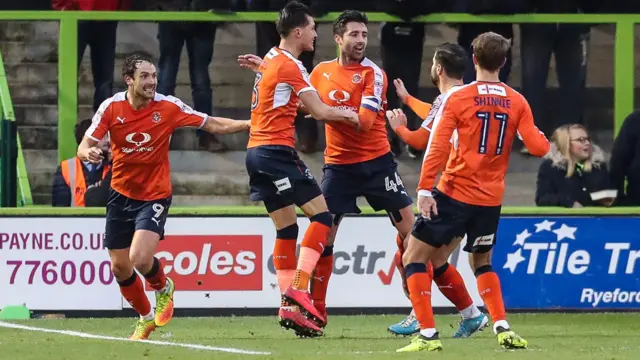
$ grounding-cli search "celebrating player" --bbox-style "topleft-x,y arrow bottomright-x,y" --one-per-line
385,43 -> 489,337
240,15 -> 485,336
239,1 -> 359,337
396,32 -> 550,352
77,53 -> 251,340
307,17 -> 483,334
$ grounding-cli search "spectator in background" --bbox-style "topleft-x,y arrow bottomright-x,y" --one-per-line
535,124 -> 613,208
609,111 -> 640,206
519,0 -> 600,154
153,0 -> 227,152
52,0 -> 128,112
452,0 -> 526,84
248,0 -> 319,153
52,119 -> 112,207
378,0 -> 446,158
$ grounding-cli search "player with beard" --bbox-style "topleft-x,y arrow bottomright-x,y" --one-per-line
385,43 -> 489,338
240,15 -> 484,334
77,52 -> 251,340
396,32 -> 549,352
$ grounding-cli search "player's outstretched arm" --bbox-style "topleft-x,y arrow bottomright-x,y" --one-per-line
518,100 -> 550,157
77,136 -> 104,164
299,90 -> 359,127
202,116 -> 251,134
394,79 -> 432,119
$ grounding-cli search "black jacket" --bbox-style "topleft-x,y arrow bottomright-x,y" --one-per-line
535,144 -> 612,207
610,111 -> 640,206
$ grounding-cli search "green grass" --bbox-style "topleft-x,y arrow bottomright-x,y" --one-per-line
0,205 -> 639,216
1,314 -> 639,359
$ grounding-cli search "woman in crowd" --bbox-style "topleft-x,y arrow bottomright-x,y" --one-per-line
535,124 -> 614,207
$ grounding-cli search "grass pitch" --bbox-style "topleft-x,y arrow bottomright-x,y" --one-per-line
1,313 -> 638,359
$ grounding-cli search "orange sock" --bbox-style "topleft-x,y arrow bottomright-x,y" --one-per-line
293,216 -> 331,290
118,272 -> 151,316
143,257 -> 167,291
393,250 -> 409,297
477,269 -> 507,322
310,246 -> 333,312
433,263 -> 473,311
273,237 -> 297,293
406,263 -> 435,330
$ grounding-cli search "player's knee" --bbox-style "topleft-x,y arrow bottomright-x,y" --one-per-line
433,262 -> 449,278
310,211 -> 333,228
472,251 -> 492,270
129,250 -> 154,275
110,259 -> 134,282
276,223 -> 299,240
404,262 -> 427,279
474,264 -> 493,277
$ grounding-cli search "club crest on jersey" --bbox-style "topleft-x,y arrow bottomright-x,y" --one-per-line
152,111 -> 162,123
352,73 -> 362,84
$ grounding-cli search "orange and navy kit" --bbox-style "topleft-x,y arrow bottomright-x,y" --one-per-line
310,58 -> 412,215
245,47 -> 323,212
86,91 -> 208,249
412,82 -> 550,253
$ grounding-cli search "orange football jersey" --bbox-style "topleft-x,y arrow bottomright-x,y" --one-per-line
86,92 -> 208,201
310,58 -> 390,164
418,82 -> 550,206
248,47 -> 316,149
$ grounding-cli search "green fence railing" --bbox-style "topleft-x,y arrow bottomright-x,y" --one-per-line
0,11 -> 635,163
0,50 -> 32,207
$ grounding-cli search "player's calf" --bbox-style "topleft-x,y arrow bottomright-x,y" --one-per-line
285,211 -> 332,326
110,249 -> 155,325
273,223 -> 299,294
130,230 -> 175,327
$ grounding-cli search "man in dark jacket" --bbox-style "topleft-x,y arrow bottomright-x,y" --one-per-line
153,0 -> 228,152
610,111 -> 640,206
519,0 -> 597,138
51,119 -> 112,207
52,0 -> 129,112
378,0 -> 446,158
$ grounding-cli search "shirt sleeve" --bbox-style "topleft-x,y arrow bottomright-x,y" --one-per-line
279,60 -> 316,96
85,99 -> 113,141
516,98 -> 550,157
358,68 -> 386,132
417,97 -> 458,196
165,96 -> 208,129
405,95 -> 432,120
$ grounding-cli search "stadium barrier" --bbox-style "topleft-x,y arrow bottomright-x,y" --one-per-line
0,51 -> 32,207
0,207 -> 638,314
0,11 -> 635,162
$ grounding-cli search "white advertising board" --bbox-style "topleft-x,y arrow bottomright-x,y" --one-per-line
0,217 -> 483,311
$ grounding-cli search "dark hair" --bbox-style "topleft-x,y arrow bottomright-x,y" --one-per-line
434,43 -> 467,80
122,51 -> 154,79
333,10 -> 368,36
276,1 -> 313,37
471,32 -> 510,72
75,118 -> 93,145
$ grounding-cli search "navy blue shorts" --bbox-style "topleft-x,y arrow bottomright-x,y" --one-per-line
104,189 -> 172,250
321,152 -> 413,214
245,145 -> 322,212
411,189 -> 501,253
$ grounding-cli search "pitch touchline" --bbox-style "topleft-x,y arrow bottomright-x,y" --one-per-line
0,321 -> 270,355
